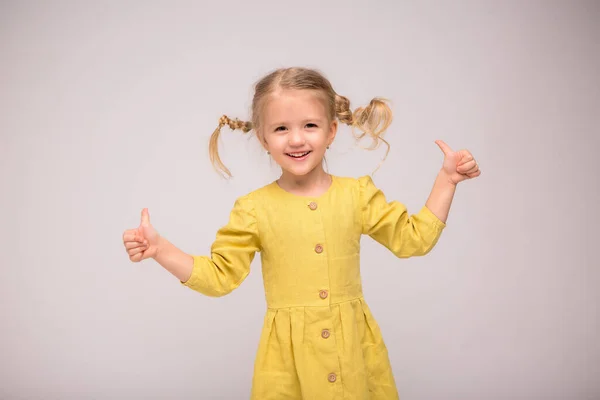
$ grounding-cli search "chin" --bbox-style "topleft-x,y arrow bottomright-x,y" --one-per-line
282,163 -> 320,177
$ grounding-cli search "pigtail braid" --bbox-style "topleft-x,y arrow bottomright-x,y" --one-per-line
209,115 -> 254,178
334,94 -> 393,173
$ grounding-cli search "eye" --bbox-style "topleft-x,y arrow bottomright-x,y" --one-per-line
305,123 -> 318,128
274,126 -> 287,132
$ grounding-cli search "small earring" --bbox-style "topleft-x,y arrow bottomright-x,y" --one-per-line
326,145 -> 330,149
266,150 -> 270,155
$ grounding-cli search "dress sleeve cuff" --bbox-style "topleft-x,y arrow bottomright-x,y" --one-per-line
419,206 -> 447,230
180,256 -> 201,287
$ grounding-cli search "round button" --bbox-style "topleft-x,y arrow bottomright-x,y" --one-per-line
319,290 -> 328,299
328,373 -> 337,383
321,329 -> 330,339
315,244 -> 323,254
308,201 -> 318,210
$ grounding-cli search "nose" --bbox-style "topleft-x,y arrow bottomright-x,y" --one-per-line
288,128 -> 306,147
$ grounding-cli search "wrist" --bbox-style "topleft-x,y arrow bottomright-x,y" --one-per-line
153,235 -> 167,259
438,169 -> 458,187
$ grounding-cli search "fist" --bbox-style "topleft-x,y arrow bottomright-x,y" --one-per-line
435,140 -> 481,185
122,208 -> 161,262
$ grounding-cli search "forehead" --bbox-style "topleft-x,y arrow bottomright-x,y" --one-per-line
262,90 -> 328,123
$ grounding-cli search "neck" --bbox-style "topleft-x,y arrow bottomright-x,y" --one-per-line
277,165 -> 331,194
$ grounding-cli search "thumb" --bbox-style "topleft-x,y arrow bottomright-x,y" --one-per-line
435,140 -> 453,156
141,208 -> 150,226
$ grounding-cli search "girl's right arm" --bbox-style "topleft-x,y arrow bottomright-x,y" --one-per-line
124,196 -> 261,296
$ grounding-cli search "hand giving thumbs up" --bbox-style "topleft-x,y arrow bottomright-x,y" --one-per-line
435,140 -> 481,185
122,208 -> 161,262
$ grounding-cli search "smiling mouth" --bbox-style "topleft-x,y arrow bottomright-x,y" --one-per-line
286,151 -> 312,159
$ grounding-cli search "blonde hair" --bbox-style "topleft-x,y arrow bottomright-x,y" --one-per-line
209,67 -> 393,178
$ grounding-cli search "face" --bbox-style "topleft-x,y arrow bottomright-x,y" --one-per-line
259,89 -> 337,179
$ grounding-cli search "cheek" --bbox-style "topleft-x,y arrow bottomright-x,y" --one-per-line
263,134 -> 285,149
313,132 -> 329,147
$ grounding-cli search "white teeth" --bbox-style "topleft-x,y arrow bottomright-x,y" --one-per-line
288,151 -> 310,158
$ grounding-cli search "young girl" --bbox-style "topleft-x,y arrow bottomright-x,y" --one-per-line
122,67 -> 480,399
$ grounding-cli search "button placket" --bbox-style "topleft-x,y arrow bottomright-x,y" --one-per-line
305,198 -> 339,389
308,197 -> 331,307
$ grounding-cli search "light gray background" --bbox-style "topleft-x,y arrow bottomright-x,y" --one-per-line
1,1 -> 598,399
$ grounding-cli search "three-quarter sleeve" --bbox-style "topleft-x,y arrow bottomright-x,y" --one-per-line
181,194 -> 261,297
359,175 -> 446,258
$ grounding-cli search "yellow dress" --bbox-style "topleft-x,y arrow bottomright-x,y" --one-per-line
181,175 -> 446,399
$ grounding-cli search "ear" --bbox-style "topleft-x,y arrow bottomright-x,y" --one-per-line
328,119 -> 338,145
258,130 -> 270,152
